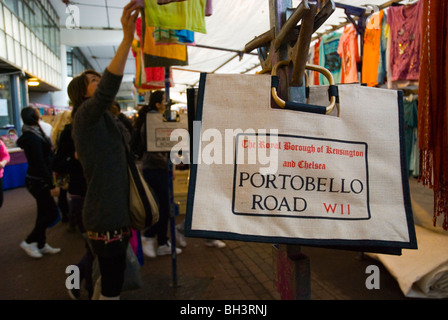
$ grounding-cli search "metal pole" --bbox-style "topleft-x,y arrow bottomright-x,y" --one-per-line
270,0 -> 311,300
165,67 -> 178,288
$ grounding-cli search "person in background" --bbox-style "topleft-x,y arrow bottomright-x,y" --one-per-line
0,139 -> 10,208
110,101 -> 134,139
37,111 -> 53,140
51,110 -> 72,222
133,90 -> 182,258
17,106 -> 61,259
67,1 -> 140,300
55,117 -> 93,300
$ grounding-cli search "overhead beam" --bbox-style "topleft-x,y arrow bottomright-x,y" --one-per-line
60,28 -> 123,46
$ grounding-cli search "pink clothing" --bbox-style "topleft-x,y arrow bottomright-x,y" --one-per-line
337,24 -> 360,84
0,140 -> 10,178
387,0 -> 423,81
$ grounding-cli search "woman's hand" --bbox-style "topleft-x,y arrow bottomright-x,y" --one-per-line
107,0 -> 140,76
121,0 -> 140,45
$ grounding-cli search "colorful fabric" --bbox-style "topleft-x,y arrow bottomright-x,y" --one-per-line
0,140 -> 10,178
145,0 -> 207,34
313,39 -> 320,85
153,27 -> 195,45
387,0 -> 423,82
376,11 -> 387,86
144,26 -> 188,61
318,32 -> 341,85
362,11 -> 383,87
337,24 -> 359,84
418,0 -> 448,230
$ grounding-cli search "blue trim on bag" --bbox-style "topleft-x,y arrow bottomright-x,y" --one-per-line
397,90 -> 418,250
184,73 -> 207,236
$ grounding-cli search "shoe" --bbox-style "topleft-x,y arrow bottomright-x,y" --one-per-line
205,240 -> 226,248
39,243 -> 61,254
20,241 -> 43,258
141,236 -> 156,258
68,288 -> 80,300
175,224 -> 187,247
157,241 -> 182,256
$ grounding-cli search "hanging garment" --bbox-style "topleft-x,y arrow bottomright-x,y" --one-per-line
144,53 -> 188,67
387,0 -> 423,82
132,24 -> 174,89
153,27 -> 195,45
376,11 -> 387,86
318,32 -> 341,85
313,39 -> 321,85
337,24 -> 359,84
418,0 -> 448,230
205,0 -> 212,16
144,26 -> 188,62
145,0 -> 207,34
362,11 -> 383,87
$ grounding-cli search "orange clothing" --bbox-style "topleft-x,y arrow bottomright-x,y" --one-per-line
144,26 -> 187,61
362,11 -> 383,86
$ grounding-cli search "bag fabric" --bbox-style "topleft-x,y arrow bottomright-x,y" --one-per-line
185,73 -> 417,253
128,158 -> 159,231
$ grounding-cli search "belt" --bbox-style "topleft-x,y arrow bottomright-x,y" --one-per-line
87,227 -> 130,244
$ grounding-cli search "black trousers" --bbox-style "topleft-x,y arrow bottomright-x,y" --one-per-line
90,237 -> 129,298
142,169 -> 170,245
24,177 -> 59,248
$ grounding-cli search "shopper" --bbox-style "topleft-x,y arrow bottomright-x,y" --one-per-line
38,114 -> 53,140
133,90 -> 182,258
55,118 -> 94,299
17,106 -> 61,259
110,101 -> 134,139
67,0 -> 140,300
51,110 -> 72,222
0,139 -> 10,208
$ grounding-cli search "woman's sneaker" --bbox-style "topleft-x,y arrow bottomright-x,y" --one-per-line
157,241 -> 182,256
20,241 -> 43,258
39,243 -> 61,254
141,236 -> 156,258
175,224 -> 187,247
205,240 -> 226,248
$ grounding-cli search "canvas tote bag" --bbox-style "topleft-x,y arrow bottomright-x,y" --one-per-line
185,71 -> 417,253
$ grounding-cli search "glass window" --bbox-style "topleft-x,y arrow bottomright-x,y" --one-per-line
6,35 -> 14,63
17,0 -> 24,21
0,4 -> 4,31
0,31 -> 6,59
0,75 -> 14,130
3,6 -> 12,36
3,0 -> 17,15
34,5 -> 42,40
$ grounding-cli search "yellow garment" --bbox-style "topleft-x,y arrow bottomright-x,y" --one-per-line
144,0 -> 206,34
362,11 -> 383,87
143,26 -> 187,61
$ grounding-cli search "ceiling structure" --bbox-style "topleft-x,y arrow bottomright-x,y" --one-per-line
48,0 -> 408,103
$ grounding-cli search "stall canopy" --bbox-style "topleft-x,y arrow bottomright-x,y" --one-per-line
50,0 -> 407,101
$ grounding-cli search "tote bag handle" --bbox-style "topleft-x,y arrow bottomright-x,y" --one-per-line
271,60 -> 337,115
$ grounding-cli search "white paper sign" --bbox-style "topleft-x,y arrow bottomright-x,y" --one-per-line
0,99 -> 8,116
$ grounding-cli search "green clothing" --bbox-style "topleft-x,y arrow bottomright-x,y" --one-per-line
144,0 -> 207,34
